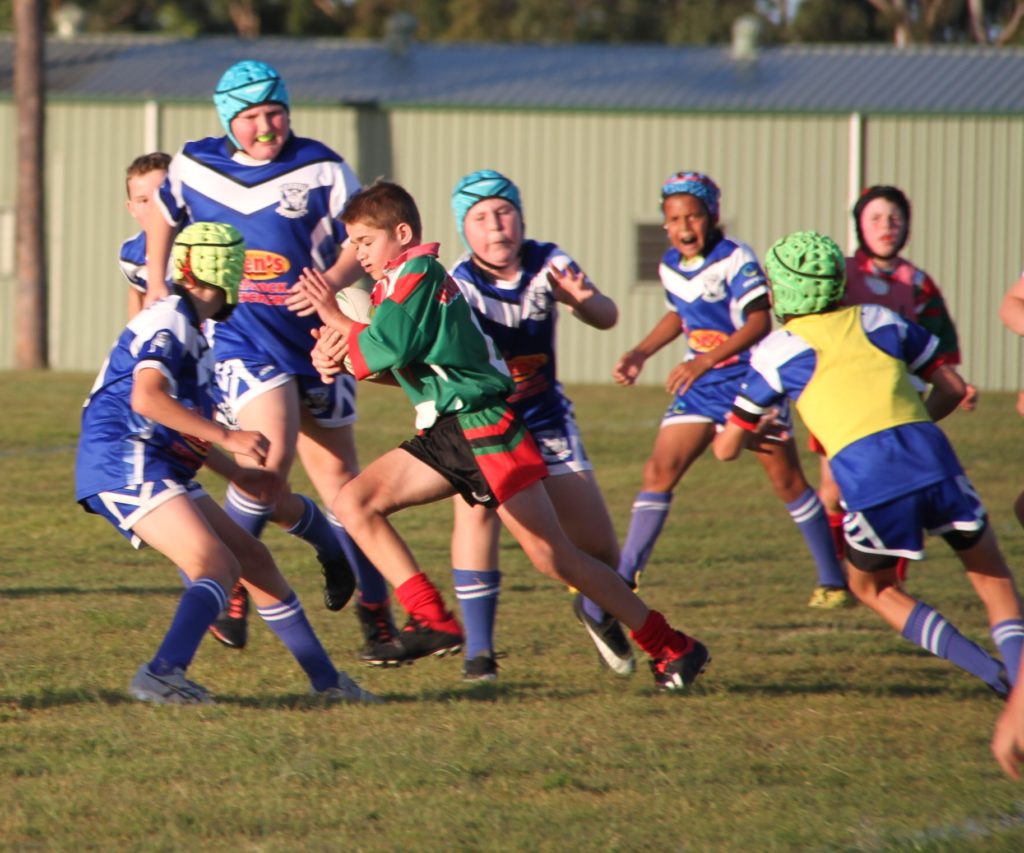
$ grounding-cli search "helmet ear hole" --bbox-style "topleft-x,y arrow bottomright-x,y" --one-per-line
764,231 -> 846,320
172,222 -> 246,306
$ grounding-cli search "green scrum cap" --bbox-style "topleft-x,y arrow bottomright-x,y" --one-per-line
172,222 -> 245,305
764,230 -> 845,321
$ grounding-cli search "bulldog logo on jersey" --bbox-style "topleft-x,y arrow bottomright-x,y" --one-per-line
276,182 -> 310,218
701,273 -> 727,302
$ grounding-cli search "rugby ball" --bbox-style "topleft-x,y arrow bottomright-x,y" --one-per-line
336,286 -> 374,324
335,286 -> 379,379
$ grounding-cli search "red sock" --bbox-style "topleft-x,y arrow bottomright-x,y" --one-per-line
826,511 -> 845,563
395,573 -> 454,627
630,610 -> 693,661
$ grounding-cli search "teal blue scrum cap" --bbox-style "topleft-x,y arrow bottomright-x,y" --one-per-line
213,60 -> 290,149
451,169 -> 522,249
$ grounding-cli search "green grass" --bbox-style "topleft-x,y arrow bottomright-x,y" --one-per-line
3,371 -> 1024,851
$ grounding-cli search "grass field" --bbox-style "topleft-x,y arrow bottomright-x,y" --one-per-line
3,371 -> 1024,851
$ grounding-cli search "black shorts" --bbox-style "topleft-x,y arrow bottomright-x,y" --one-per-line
400,405 -> 546,508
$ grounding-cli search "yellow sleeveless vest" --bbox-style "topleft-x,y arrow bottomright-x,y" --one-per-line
785,306 -> 929,458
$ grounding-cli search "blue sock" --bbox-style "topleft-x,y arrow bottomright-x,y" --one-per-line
582,490 -> 671,623
785,487 -> 847,588
258,592 -> 339,692
901,601 -> 1006,692
225,484 -> 272,539
992,618 -> 1024,686
149,578 -> 227,676
328,512 -> 389,605
285,495 -> 345,562
453,568 -> 501,659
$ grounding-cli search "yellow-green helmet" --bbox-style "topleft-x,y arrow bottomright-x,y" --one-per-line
764,230 -> 845,321
172,222 -> 245,305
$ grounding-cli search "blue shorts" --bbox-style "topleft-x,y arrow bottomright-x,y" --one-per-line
80,479 -> 207,550
843,474 -> 987,563
213,356 -> 357,428
662,369 -> 792,434
528,410 -> 592,476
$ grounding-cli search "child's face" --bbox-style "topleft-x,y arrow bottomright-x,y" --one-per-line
463,197 -> 524,274
230,103 -> 290,160
346,221 -> 411,280
125,169 -> 167,226
859,197 -> 907,259
662,193 -> 711,260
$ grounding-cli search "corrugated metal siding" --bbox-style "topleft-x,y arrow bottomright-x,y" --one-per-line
386,109 -> 852,386
45,102 -> 150,371
865,115 -> 1024,393
0,101 -> 14,367
2,100 -> 1021,394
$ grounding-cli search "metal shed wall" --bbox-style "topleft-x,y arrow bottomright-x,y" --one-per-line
0,100 -> 1020,394
862,115 -> 1024,394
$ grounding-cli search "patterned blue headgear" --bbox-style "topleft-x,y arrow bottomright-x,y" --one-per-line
451,169 -> 522,248
213,60 -> 290,149
660,171 -> 721,223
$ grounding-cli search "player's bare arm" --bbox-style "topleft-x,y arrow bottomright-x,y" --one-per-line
999,273 -> 1024,337
922,364 -> 968,423
666,308 -> 770,396
130,366 -> 269,466
548,264 -> 618,330
613,312 -> 682,386
142,202 -> 174,306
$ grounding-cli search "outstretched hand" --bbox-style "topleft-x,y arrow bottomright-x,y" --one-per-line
548,263 -> 593,308
612,350 -> 646,386
287,267 -> 345,324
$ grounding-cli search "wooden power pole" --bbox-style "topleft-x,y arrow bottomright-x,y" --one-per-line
14,0 -> 48,369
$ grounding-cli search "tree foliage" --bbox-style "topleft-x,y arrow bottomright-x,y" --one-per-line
3,0 -> 1022,45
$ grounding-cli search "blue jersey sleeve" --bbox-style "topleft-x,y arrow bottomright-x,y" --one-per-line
727,244 -> 769,314
729,330 -> 815,427
860,304 -> 941,377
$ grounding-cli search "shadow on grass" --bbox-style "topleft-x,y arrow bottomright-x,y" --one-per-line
0,585 -> 181,598
721,680 -> 1000,699
4,680 -> 589,710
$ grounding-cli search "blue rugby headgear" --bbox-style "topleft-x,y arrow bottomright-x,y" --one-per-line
451,169 -> 522,248
660,171 -> 721,223
213,60 -> 290,149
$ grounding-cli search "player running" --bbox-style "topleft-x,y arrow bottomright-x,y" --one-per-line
446,169 -> 632,680
142,60 -> 395,657
75,222 -> 377,705
578,171 -> 849,631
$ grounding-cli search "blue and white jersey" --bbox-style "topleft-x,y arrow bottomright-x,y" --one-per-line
119,231 -> 148,294
75,292 -> 215,500
659,237 -> 768,372
450,239 -> 575,431
157,134 -> 362,377
730,304 -> 962,510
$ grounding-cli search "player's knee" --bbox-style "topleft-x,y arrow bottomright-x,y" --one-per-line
333,479 -> 376,529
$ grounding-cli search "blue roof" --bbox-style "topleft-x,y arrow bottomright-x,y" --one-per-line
1,35 -> 1022,114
